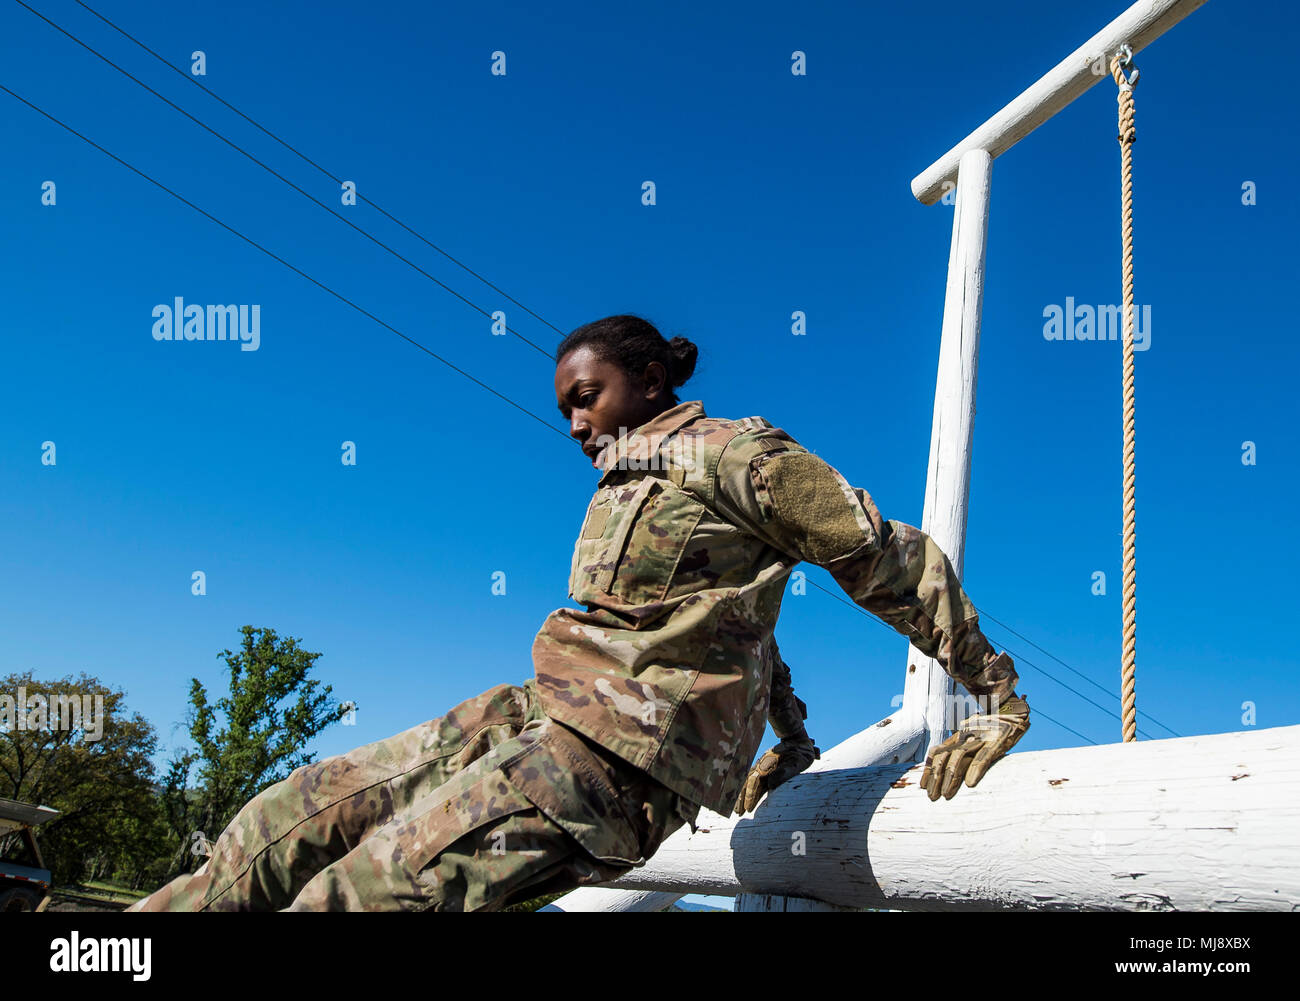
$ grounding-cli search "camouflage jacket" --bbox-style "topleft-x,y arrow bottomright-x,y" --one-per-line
531,400 -> 1018,820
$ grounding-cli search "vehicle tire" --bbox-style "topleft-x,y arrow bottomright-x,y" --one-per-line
0,886 -> 43,911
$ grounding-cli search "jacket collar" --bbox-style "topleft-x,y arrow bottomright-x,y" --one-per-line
596,400 -> 705,486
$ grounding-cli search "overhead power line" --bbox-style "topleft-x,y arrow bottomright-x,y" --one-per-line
807,575 -> 1152,746
0,82 -> 570,441
70,0 -> 567,340
15,0 -> 557,360
973,604 -> 1180,737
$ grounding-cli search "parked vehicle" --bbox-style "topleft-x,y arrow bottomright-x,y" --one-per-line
0,797 -> 60,912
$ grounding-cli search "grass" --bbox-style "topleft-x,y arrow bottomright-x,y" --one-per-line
67,879 -> 148,903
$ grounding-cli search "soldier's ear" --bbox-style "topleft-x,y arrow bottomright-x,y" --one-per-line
641,360 -> 670,400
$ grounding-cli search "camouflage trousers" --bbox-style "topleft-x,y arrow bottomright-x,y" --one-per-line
126,678 -> 689,912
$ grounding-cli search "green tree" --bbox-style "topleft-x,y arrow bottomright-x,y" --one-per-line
0,670 -> 160,887
159,625 -> 346,880
503,890 -> 569,912
100,794 -> 172,891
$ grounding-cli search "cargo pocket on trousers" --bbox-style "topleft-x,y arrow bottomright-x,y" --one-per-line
498,721 -> 645,867
398,747 -> 540,891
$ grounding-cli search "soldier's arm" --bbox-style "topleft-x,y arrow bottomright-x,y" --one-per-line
713,430 -> 1018,701
767,652 -> 810,740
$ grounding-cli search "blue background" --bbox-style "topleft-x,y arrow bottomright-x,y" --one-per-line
2,0 -> 1295,906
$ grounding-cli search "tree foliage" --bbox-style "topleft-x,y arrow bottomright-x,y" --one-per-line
159,625 -> 345,880
0,670 -> 164,887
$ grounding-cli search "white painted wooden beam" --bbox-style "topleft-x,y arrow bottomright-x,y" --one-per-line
549,706 -> 927,910
537,888 -> 680,913
582,724 -> 1300,911
735,894 -> 863,912
916,147 -> 992,762
911,0 -> 1210,204
548,707 -> 926,910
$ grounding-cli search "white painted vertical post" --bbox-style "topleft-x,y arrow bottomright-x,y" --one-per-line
911,147 -> 993,760
733,148 -> 995,912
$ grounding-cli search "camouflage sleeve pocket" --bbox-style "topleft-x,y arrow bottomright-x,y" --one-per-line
749,457 -> 776,522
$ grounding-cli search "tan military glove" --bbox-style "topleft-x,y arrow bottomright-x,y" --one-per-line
735,734 -> 821,815
920,693 -> 1030,801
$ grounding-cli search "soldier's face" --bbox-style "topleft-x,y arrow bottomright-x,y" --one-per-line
555,345 -> 670,469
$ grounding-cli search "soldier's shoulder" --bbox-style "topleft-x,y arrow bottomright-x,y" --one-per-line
670,413 -> 807,483
714,416 -> 808,465
678,413 -> 800,447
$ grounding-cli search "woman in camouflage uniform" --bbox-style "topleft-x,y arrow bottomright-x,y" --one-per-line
129,314 -> 1027,912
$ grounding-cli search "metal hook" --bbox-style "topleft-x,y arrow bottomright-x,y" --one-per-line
1112,43 -> 1140,88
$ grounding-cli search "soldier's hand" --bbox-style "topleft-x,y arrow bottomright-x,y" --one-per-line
734,734 -> 820,815
920,693 -> 1030,802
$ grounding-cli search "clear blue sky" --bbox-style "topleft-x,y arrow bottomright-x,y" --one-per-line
2,0 -> 1296,907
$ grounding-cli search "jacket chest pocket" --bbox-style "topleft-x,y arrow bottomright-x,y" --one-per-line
570,476 -> 703,610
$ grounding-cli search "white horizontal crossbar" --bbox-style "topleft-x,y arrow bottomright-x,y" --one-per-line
911,0 -> 1209,204
588,723 -> 1300,910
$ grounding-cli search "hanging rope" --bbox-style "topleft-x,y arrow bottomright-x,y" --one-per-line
1111,46 -> 1139,743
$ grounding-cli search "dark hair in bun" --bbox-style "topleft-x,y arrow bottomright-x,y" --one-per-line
556,314 -> 698,405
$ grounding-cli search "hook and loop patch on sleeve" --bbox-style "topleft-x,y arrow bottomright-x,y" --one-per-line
751,450 -> 879,565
